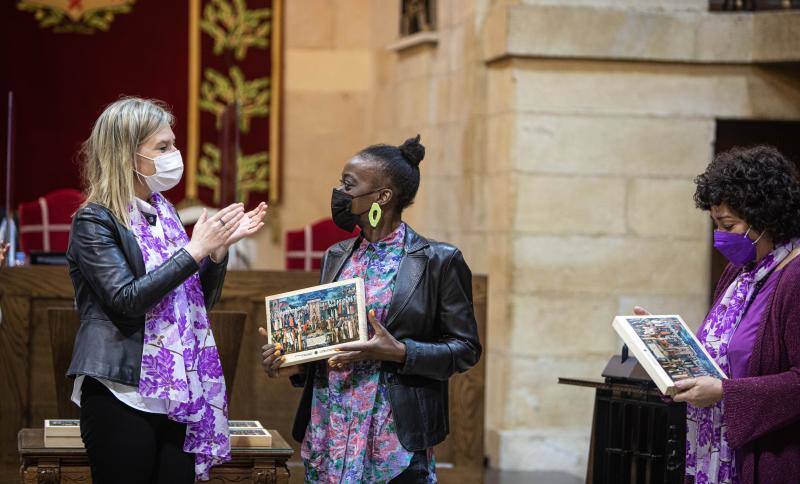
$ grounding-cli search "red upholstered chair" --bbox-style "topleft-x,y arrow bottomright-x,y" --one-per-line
285,218 -> 359,271
18,189 -> 85,253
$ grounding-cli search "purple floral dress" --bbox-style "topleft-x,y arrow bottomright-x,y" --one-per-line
129,193 -> 231,481
301,223 -> 436,483
688,239 -> 799,484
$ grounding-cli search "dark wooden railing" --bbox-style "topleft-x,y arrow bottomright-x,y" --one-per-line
710,0 -> 800,10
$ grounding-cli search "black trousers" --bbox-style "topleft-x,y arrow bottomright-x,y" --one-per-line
79,376 -> 195,484
390,450 -> 436,483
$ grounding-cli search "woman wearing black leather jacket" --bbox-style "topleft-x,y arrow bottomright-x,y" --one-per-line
66,97 -> 266,483
260,135 -> 482,483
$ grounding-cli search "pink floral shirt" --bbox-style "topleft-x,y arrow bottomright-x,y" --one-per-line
301,224 -> 435,483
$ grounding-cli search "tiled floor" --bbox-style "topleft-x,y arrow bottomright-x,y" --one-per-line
287,461 -> 584,484
485,469 -> 583,484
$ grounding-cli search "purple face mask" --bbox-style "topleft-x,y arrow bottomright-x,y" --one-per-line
713,227 -> 763,267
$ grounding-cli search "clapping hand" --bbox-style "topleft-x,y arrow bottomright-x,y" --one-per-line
226,202 -> 267,247
185,203 -> 244,263
207,202 -> 267,263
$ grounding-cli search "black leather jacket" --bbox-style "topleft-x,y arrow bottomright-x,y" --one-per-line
291,224 -> 482,451
66,202 -> 227,386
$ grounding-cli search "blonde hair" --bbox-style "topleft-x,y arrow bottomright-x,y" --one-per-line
80,97 -> 174,227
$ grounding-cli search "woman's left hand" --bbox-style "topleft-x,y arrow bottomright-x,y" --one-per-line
226,202 -> 267,246
210,202 -> 268,262
672,376 -> 724,408
327,309 -> 406,368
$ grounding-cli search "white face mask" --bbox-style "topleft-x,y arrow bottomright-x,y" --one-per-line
135,150 -> 184,193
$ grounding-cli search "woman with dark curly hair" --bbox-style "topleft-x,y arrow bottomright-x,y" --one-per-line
636,145 -> 800,484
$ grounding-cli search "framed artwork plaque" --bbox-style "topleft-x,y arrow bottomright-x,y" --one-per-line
265,278 -> 367,367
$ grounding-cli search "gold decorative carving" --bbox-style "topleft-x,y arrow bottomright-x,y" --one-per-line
187,0 -> 281,206
201,0 -> 271,60
198,143 -> 269,206
17,0 -> 135,34
200,66 -> 270,135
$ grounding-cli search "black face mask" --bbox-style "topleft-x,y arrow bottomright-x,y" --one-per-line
330,187 -> 383,232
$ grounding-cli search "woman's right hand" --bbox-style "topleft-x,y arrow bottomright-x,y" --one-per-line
185,203 -> 245,263
258,327 -> 301,378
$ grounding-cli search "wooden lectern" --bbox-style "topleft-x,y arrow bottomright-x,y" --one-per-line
559,348 -> 686,484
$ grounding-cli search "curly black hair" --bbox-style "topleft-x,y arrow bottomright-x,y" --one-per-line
694,145 -> 800,244
357,135 -> 425,212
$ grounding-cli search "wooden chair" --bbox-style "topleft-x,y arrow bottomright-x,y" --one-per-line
48,308 -> 247,419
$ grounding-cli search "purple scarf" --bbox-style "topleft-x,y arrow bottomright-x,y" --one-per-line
129,193 -> 231,480
687,239 -> 799,484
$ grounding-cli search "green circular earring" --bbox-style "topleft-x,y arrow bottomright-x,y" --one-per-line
368,202 -> 382,228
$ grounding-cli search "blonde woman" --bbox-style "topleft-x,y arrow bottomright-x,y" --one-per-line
66,97 -> 266,484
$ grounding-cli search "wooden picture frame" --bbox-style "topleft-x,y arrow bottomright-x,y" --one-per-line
265,278 -> 367,367
612,315 -> 727,395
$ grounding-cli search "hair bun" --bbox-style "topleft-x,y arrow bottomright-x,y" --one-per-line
398,134 -> 425,167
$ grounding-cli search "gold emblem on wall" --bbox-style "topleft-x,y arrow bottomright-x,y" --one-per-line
17,0 -> 135,34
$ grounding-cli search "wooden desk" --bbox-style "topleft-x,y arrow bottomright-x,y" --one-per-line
18,428 -> 293,483
0,267 -> 487,483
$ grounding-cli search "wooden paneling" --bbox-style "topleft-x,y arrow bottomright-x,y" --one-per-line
709,0 -> 800,11
0,266 -> 487,483
0,266 -> 77,483
46,308 -> 248,417
47,309 -> 81,420
0,294 -> 33,483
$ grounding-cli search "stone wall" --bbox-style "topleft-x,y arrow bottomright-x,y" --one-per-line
482,1 -> 800,478
253,0 -> 493,272
365,0 -> 491,273
251,0 -> 800,480
248,0 -> 376,269
485,56 -> 713,476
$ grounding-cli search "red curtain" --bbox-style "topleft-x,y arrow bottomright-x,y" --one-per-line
0,0 -> 277,211
0,0 -> 190,208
